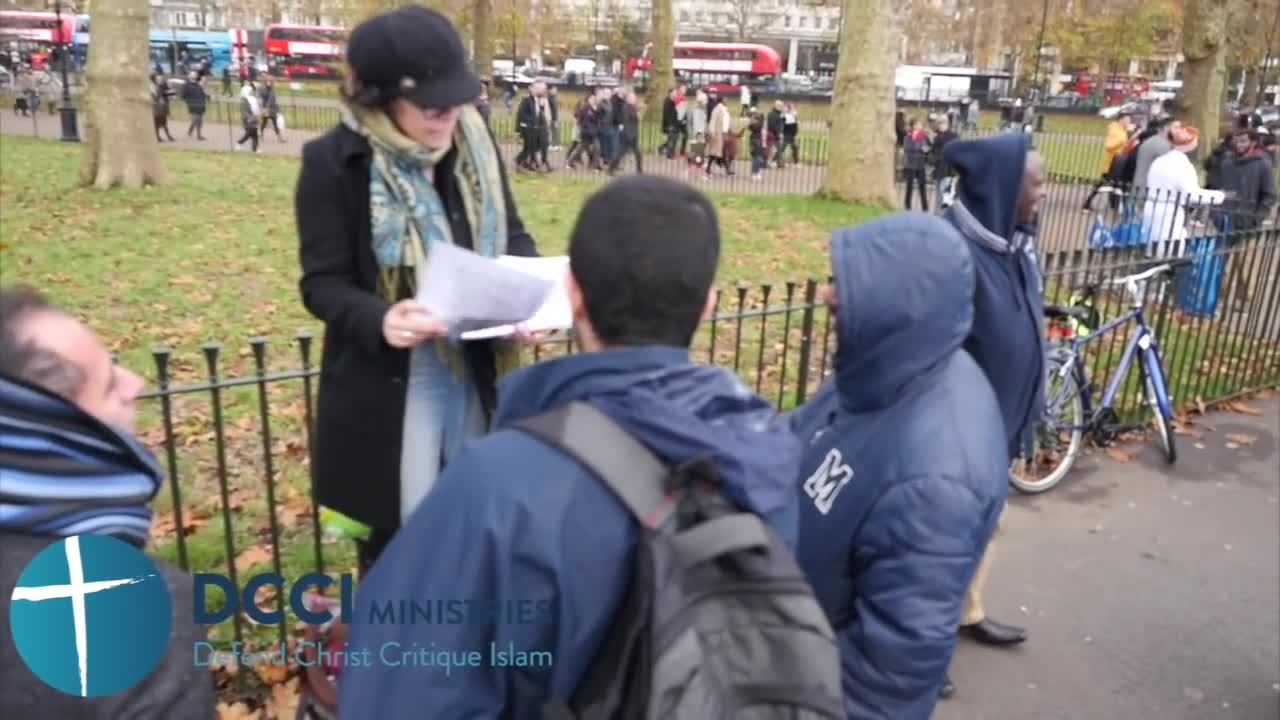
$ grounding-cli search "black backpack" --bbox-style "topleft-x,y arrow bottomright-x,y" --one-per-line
515,402 -> 845,720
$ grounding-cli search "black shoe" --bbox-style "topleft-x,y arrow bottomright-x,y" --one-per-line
961,618 -> 1027,646
939,675 -> 956,699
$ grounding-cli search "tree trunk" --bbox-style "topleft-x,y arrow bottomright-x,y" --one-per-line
473,0 -> 494,80
820,0 -> 897,206
642,0 -> 673,123
1177,0 -> 1229,144
1242,65 -> 1261,108
79,0 -> 164,189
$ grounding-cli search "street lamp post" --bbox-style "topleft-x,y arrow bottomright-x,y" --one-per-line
53,0 -> 79,142
1031,0 -> 1050,103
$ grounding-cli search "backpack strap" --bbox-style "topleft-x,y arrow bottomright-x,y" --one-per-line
513,401 -> 675,528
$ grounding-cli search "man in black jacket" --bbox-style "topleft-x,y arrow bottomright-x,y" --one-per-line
1215,128 -> 1277,233
766,100 -> 785,167
661,87 -> 680,158
515,82 -> 550,171
180,71 -> 207,140
609,87 -> 642,175
0,286 -> 215,719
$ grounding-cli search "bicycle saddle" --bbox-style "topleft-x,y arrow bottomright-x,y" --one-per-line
1044,304 -> 1094,321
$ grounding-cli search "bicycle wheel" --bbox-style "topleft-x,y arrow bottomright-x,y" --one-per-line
1140,362 -> 1177,464
1010,355 -> 1085,493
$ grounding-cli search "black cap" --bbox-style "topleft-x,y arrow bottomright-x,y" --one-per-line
346,6 -> 480,110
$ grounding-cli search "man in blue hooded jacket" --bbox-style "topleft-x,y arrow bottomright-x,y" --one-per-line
789,214 -> 1008,719
338,175 -> 802,717
941,133 -> 1048,666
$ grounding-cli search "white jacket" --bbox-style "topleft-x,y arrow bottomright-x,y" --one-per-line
1141,149 -> 1225,256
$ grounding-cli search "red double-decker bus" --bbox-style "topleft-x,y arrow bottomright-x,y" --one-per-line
625,42 -> 783,95
0,11 -> 74,46
264,23 -> 346,79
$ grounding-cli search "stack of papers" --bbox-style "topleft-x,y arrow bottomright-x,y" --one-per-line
416,242 -> 572,340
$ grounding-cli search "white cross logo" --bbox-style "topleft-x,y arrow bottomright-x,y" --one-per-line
11,536 -> 157,697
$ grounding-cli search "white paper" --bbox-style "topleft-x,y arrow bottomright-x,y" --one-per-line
416,243 -> 556,335
460,255 -> 573,340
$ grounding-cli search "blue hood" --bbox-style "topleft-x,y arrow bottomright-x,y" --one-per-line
494,347 -> 801,526
831,213 -> 974,412
943,132 -> 1030,242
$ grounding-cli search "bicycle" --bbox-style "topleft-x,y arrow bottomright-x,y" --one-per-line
1009,258 -> 1193,494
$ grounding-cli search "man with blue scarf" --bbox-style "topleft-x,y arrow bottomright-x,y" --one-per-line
941,132 -> 1049,693
0,286 -> 214,717
339,176 -> 803,717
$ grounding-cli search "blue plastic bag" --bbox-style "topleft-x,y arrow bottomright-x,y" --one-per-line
1176,234 -> 1225,317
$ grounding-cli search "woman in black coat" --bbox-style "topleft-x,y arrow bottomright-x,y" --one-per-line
295,6 -> 538,572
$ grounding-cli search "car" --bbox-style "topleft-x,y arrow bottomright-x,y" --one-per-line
1099,100 -> 1152,119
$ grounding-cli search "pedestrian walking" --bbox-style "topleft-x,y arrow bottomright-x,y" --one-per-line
236,82 -> 261,152
151,75 -> 176,142
706,94 -> 732,176
767,100 -> 785,168
779,102 -> 800,165
902,119 -> 930,210
258,77 -> 284,142
608,87 -> 641,175
181,72 -> 207,140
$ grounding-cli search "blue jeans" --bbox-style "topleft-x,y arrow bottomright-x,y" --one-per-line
399,341 -> 486,522
600,128 -> 620,165
751,153 -> 765,175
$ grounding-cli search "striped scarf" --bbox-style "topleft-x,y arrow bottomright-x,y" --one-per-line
0,375 -> 161,548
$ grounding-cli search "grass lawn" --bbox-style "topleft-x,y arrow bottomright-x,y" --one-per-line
0,135 -> 877,372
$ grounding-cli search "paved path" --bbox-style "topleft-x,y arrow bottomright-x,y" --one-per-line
938,397 -> 1280,720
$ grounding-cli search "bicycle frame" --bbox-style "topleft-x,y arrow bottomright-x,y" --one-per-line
1046,302 -> 1174,430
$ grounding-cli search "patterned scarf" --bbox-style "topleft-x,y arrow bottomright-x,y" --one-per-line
342,103 -> 523,381
0,375 -> 161,548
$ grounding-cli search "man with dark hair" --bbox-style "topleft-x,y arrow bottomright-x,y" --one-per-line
1134,115 -> 1180,192
1214,128 -> 1277,233
338,176 -> 803,715
0,286 -> 215,717
939,132 -> 1048,696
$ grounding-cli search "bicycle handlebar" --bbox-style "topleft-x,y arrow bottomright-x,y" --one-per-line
1106,257 -> 1193,287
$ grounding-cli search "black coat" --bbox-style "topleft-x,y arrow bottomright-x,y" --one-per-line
181,79 -> 206,114
662,97 -> 678,131
1214,149 -> 1277,231
295,124 -> 537,531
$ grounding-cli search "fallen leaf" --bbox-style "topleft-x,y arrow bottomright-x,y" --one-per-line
215,701 -> 258,720
1226,442 -> 1240,450
1225,401 -> 1264,417
1195,442 -> 1206,450
265,677 -> 302,719
1104,447 -> 1133,463
209,653 -> 240,678
1224,433 -> 1257,446
1183,686 -> 1205,702
227,487 -> 257,511
1194,396 -> 1207,415
234,544 -> 273,574
148,509 -> 208,543
255,661 -> 290,686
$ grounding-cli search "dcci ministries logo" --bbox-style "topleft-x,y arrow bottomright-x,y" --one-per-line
9,535 -> 172,697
